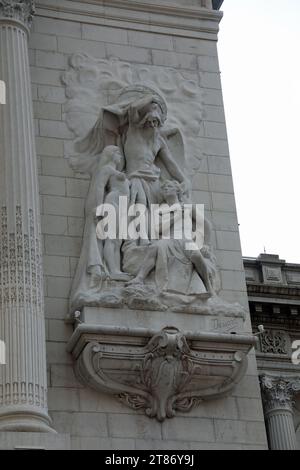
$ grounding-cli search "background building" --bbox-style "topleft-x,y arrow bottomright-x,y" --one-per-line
244,254 -> 300,449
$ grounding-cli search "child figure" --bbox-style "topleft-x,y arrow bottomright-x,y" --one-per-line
126,180 -> 216,297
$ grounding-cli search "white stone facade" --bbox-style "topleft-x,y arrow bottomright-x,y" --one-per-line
0,0 -> 268,450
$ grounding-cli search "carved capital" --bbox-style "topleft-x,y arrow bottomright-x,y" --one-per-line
260,375 -> 300,414
0,1 -> 35,29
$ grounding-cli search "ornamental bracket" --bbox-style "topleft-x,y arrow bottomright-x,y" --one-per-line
67,323 -> 256,421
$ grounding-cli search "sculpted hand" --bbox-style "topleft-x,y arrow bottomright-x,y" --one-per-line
201,245 -> 211,258
180,180 -> 191,199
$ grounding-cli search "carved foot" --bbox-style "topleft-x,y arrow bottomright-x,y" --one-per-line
125,276 -> 145,287
109,272 -> 133,282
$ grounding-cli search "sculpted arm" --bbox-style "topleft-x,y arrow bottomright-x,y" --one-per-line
191,205 -> 213,246
158,141 -> 186,184
203,217 -> 213,246
95,166 -> 113,210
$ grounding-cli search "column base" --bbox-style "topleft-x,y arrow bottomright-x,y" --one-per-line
0,406 -> 56,434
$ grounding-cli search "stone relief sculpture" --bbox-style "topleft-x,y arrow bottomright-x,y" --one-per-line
259,329 -> 289,355
62,54 -> 246,317
63,55 -> 250,421
69,145 -> 131,308
126,179 -> 217,298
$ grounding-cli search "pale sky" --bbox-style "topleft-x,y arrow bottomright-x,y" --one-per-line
218,0 -> 300,263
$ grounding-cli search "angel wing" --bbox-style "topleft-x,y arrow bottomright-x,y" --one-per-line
157,127 -> 187,184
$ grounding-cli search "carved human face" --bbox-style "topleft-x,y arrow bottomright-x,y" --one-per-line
142,103 -> 162,129
144,116 -> 160,128
162,182 -> 179,200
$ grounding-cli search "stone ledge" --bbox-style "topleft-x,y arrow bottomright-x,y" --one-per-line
67,305 -> 245,336
35,0 -> 223,40
0,432 -> 70,450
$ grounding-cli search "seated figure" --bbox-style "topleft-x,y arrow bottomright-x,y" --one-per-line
125,180 -> 217,298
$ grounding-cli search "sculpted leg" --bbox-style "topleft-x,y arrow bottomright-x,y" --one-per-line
126,245 -> 158,285
190,251 -> 214,296
104,239 -> 132,281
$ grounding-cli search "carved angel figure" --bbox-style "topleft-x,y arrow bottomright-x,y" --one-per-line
77,85 -> 187,207
69,84 -> 219,311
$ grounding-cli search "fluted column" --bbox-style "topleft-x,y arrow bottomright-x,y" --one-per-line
260,375 -> 300,450
0,1 -> 53,432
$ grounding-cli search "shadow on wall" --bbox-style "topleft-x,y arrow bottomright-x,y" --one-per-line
295,395 -> 300,450
296,424 -> 300,450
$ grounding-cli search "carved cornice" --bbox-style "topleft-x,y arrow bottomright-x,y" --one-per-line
247,283 -> 300,299
252,314 -> 300,330
260,375 -> 300,414
68,324 -> 255,421
36,0 -> 222,39
0,0 -> 35,30
76,0 -> 221,19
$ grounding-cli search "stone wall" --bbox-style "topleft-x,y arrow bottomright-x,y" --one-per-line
26,0 -> 268,450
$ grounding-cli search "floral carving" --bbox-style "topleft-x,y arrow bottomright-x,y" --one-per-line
260,329 -> 288,355
0,206 -> 43,307
260,375 -> 300,414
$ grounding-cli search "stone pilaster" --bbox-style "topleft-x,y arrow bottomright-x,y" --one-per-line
0,1 -> 53,432
260,375 -> 300,450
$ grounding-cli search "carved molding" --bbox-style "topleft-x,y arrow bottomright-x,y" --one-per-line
262,266 -> 283,284
259,329 -> 288,355
0,1 -> 35,29
260,375 -> 300,414
36,0 -> 222,39
0,206 -> 43,307
0,205 -> 46,411
247,282 -> 300,298
69,324 -> 255,421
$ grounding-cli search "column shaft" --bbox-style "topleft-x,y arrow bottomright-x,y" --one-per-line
0,3 -> 52,432
266,409 -> 297,450
260,375 -> 300,451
